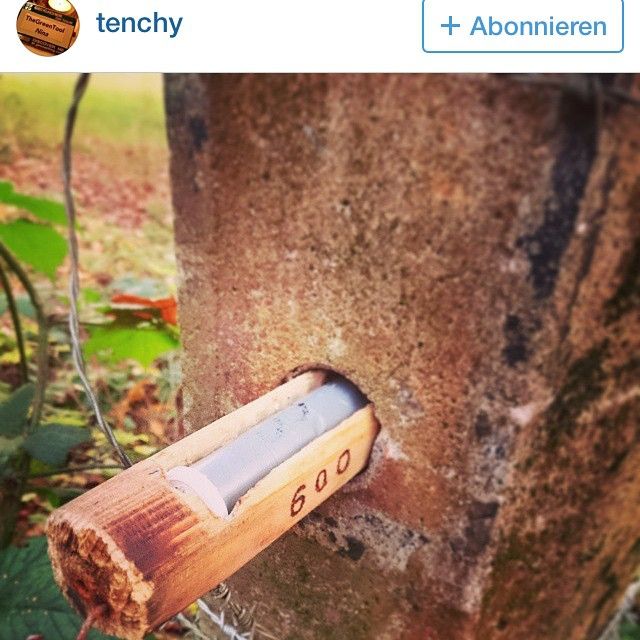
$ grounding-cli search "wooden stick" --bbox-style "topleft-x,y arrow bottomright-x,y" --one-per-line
46,372 -> 379,640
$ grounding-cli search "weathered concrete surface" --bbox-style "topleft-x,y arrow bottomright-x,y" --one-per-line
165,75 -> 640,640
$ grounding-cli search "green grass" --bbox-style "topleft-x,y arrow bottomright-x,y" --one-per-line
0,74 -> 166,151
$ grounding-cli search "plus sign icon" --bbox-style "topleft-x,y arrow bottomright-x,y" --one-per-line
440,16 -> 461,35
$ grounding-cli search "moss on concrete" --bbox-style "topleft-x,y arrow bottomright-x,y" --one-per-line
545,341 -> 608,449
605,234 -> 640,324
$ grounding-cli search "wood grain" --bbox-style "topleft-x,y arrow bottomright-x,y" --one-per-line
46,372 -> 379,639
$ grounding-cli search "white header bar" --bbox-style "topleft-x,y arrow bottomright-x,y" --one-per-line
1,0 -> 639,72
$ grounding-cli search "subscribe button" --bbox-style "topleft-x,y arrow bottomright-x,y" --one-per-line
422,0 -> 624,53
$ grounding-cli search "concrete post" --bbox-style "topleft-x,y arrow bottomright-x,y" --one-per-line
165,74 -> 640,640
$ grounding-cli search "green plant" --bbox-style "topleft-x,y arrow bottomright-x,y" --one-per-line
0,182 -> 178,539
0,181 -> 68,279
84,293 -> 179,368
0,184 -> 108,638
0,185 -> 67,439
0,182 -> 175,638
0,182 -> 64,547
0,537 -> 115,640
0,385 -> 88,485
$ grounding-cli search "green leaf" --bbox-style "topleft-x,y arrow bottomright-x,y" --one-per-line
23,424 -> 90,466
85,324 -> 179,367
0,383 -> 34,438
82,287 -> 103,304
0,537 -> 116,640
0,435 -> 24,458
0,219 -> 67,279
42,486 -> 85,505
0,293 -> 36,319
0,181 -> 66,225
0,434 -> 24,479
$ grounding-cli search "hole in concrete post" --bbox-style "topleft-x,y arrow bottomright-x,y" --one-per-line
168,368 -> 378,518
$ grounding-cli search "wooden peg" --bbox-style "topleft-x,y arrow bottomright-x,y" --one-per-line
46,371 -> 379,639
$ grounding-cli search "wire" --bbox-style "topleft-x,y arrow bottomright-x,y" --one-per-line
62,73 -> 132,469
175,613 -> 211,640
75,604 -> 107,640
197,598 -> 251,640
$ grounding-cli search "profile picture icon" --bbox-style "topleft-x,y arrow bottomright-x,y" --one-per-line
16,0 -> 80,57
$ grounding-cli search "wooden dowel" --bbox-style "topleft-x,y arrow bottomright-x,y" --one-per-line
46,372 -> 379,640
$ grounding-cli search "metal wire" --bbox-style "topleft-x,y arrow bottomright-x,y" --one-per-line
62,73 -> 132,469
197,598 -> 251,640
197,585 -> 279,640
176,613 -> 211,640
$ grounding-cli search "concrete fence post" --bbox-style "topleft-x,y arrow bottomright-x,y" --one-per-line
165,74 -> 640,640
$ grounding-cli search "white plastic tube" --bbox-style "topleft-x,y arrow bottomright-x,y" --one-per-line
168,379 -> 367,517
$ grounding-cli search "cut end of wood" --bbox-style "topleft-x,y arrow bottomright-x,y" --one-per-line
47,510 -> 153,640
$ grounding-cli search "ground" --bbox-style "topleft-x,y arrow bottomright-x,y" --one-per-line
0,73 -> 179,541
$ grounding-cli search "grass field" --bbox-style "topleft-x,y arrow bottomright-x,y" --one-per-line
0,74 -> 166,151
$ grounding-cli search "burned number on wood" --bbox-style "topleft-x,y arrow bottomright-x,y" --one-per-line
290,449 -> 351,517
290,484 -> 306,516
337,449 -> 350,474
315,469 -> 328,492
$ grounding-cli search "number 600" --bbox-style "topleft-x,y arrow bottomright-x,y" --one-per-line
290,449 -> 350,517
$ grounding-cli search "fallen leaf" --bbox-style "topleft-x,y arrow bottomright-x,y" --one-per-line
111,293 -> 178,325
